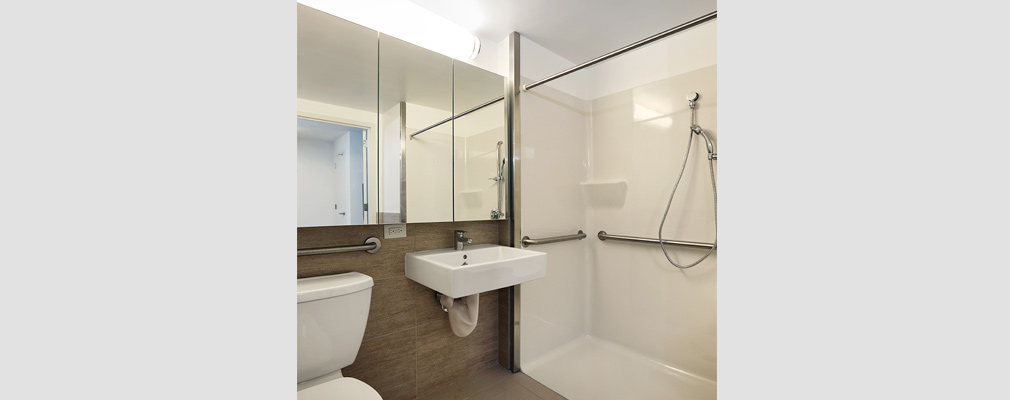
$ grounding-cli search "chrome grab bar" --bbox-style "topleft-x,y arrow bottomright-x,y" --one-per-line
521,230 -> 586,247
297,237 -> 381,256
597,231 -> 714,250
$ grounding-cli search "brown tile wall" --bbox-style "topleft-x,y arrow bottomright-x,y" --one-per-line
496,220 -> 513,370
297,220 -> 512,400
497,287 -> 510,370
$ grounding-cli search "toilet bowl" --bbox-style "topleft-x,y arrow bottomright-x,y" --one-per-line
298,376 -> 381,400
297,272 -> 382,399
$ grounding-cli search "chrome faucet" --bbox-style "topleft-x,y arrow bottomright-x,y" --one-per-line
454,230 -> 473,250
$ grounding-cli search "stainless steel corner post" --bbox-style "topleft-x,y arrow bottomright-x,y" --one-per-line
399,101 -> 408,222
506,31 -> 522,373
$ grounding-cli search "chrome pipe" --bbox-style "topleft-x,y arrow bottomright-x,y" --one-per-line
297,237 -> 381,256
522,10 -> 717,92
597,231 -> 713,250
521,230 -> 587,247
410,96 -> 505,139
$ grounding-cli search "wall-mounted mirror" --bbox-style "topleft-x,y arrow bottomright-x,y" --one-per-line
379,34 -> 453,223
297,3 -> 508,227
453,62 -> 508,221
296,5 -> 378,227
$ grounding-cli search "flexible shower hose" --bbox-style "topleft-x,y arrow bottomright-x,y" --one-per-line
658,110 -> 717,269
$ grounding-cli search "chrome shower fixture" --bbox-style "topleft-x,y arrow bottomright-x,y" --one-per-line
687,93 -> 715,160
489,141 -> 506,219
686,92 -> 699,109
692,125 -> 716,161
657,92 -> 718,269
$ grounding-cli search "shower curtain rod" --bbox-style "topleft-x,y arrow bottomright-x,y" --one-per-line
521,10 -> 717,92
409,96 -> 505,139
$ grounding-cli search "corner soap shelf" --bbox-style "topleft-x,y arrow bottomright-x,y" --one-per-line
457,190 -> 483,207
580,180 -> 627,207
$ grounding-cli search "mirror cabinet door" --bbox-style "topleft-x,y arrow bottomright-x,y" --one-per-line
452,62 -> 508,221
379,34 -> 454,224
296,4 -> 379,227
298,4 -> 509,227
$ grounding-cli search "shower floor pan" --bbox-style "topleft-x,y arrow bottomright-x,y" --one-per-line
522,336 -> 715,400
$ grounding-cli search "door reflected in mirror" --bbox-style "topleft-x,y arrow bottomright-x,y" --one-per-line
297,118 -> 370,226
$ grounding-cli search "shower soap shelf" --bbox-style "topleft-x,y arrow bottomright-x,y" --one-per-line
457,190 -> 483,207
580,181 -> 627,207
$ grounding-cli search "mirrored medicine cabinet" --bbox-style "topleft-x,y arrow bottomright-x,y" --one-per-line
296,4 -> 508,228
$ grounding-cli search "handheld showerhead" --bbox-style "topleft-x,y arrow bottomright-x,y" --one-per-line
692,126 -> 716,160
686,92 -> 715,160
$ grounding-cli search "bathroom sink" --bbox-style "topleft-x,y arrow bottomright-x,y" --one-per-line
405,244 -> 547,298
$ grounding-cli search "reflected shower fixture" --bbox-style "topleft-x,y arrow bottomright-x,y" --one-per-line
490,141 -> 505,219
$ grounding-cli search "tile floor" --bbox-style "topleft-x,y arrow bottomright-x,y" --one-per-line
417,364 -> 567,400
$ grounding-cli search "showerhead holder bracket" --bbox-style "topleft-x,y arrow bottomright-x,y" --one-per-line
686,92 -> 700,109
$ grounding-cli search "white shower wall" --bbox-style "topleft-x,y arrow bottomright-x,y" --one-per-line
518,20 -> 717,398
587,65 -> 717,380
519,79 -> 592,362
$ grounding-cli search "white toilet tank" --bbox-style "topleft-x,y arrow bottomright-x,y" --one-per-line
297,272 -> 373,385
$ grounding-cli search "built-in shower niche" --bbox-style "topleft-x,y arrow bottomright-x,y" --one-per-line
579,180 -> 627,207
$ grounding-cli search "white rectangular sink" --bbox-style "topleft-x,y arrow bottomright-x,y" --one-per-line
405,244 -> 547,298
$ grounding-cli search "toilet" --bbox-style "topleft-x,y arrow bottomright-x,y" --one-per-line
297,272 -> 382,400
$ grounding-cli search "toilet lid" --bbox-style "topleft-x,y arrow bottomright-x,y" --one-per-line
297,377 -> 382,400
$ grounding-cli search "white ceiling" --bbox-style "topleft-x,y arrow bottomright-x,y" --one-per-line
408,0 -> 717,63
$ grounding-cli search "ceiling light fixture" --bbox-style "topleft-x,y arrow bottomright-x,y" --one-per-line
298,0 -> 481,60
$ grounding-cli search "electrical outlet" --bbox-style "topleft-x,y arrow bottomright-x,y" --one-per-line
384,224 -> 406,239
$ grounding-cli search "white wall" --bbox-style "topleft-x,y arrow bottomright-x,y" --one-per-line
587,65 -> 717,380
380,103 -> 402,220
519,21 -> 717,382
405,103 -> 454,222
297,136 -> 341,226
454,103 -> 506,221
519,34 -> 592,364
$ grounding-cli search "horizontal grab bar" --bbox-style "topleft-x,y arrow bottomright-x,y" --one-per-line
597,231 -> 714,250
521,230 -> 586,247
297,237 -> 381,256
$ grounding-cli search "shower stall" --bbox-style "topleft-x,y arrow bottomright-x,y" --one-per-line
510,14 -> 717,400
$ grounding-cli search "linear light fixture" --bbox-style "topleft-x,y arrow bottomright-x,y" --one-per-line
299,0 -> 481,60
